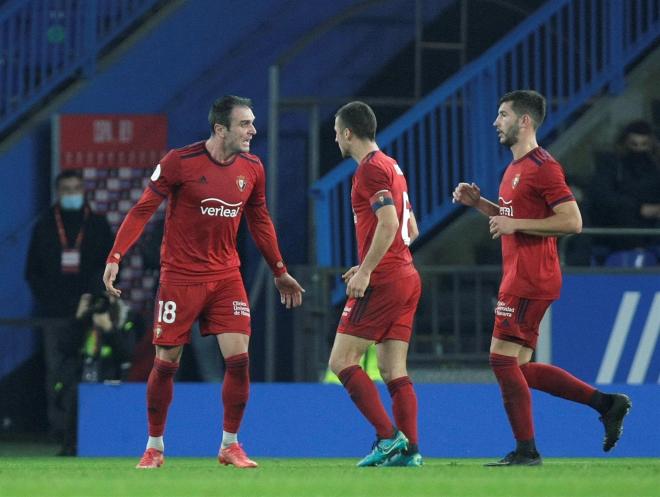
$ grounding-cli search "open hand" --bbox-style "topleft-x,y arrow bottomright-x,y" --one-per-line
274,273 -> 305,308
103,262 -> 121,297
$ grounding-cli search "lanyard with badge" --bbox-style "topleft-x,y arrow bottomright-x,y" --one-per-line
54,205 -> 89,274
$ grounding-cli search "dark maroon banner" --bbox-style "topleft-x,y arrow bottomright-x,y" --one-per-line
59,114 -> 168,169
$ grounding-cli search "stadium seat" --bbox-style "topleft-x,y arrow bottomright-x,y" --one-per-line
604,249 -> 659,268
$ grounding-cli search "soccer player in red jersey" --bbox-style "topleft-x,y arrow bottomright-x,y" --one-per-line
453,90 -> 631,466
102,95 -> 304,469
328,101 -> 423,467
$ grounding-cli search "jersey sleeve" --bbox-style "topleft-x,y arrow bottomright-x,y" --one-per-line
357,163 -> 394,212
106,152 -> 179,263
244,162 -> 287,277
106,188 -> 164,263
149,150 -> 182,197
536,160 -> 575,208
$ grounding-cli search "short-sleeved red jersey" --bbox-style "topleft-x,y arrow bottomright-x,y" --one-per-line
108,141 -> 286,283
498,147 -> 575,299
351,150 -> 416,285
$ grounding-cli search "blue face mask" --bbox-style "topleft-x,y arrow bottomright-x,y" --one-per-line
60,193 -> 84,210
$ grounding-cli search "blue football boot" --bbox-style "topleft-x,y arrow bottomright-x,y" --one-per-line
380,451 -> 424,467
356,430 -> 408,467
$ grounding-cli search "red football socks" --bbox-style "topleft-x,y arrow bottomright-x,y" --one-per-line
489,353 -> 534,441
146,357 -> 179,437
222,353 -> 250,433
387,376 -> 418,446
338,365 -> 394,439
520,362 -> 596,404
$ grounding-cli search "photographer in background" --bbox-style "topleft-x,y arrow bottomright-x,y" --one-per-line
76,293 -> 142,383
25,170 -> 113,454
55,292 -> 143,456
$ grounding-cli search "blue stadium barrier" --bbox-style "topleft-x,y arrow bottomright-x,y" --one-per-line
553,273 -> 660,385
79,382 -> 658,458
311,0 -> 660,269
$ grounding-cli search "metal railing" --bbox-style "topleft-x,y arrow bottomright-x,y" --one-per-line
291,265 -> 501,381
290,258 -> 660,382
310,0 -> 660,269
0,0 -> 164,135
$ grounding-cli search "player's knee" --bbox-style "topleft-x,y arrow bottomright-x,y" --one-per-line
328,356 -> 347,375
379,367 -> 404,384
156,345 -> 182,363
379,370 -> 392,383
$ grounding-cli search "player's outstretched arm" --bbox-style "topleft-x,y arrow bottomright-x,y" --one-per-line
452,182 -> 499,217
273,273 -> 305,309
102,187 -> 164,297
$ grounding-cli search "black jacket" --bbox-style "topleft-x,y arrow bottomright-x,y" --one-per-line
25,205 -> 114,317
588,151 -> 660,251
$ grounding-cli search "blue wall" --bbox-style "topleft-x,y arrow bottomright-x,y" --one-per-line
0,1 -> 448,378
553,274 -> 660,384
79,383 -> 656,458
0,126 -> 50,377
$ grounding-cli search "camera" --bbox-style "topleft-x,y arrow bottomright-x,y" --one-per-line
78,294 -> 111,321
90,294 -> 110,314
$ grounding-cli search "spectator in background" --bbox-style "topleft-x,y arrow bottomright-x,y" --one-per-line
588,120 -> 660,262
77,293 -> 142,384
25,170 -> 114,455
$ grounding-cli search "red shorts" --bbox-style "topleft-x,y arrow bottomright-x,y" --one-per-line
337,272 -> 421,343
492,293 -> 553,349
152,272 -> 251,346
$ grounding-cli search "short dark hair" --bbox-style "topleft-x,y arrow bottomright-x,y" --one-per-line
498,90 -> 546,129
335,101 -> 377,141
208,95 -> 253,133
55,170 -> 82,188
619,120 -> 653,140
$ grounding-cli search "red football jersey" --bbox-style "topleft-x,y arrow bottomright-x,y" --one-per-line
351,150 -> 416,285
498,147 -> 575,299
108,141 -> 286,283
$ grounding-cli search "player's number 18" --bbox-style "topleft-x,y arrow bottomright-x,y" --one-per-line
157,300 -> 177,324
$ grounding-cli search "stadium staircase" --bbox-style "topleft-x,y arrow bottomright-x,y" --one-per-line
311,0 -> 660,272
0,0 -> 179,143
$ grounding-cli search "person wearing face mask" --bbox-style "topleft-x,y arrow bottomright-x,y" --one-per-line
25,170 -> 113,455
588,120 -> 660,260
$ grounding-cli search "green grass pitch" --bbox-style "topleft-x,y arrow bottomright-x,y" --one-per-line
1,458 -> 659,497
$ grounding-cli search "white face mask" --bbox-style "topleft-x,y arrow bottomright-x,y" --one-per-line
60,193 -> 84,210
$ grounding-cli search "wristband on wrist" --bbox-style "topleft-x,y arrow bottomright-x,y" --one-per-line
273,260 -> 287,277
107,252 -> 121,264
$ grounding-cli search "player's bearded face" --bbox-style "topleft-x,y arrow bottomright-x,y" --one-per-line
500,120 -> 520,147
494,103 -> 520,147
226,107 -> 256,154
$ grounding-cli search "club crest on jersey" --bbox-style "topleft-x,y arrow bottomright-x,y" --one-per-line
512,173 -> 521,189
236,175 -> 247,192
